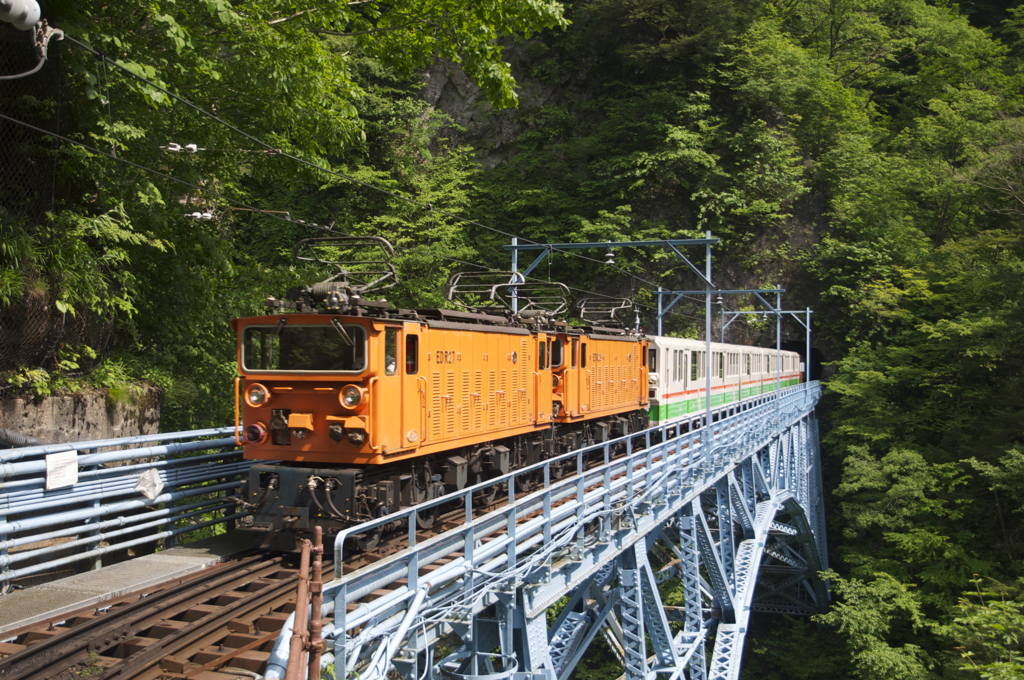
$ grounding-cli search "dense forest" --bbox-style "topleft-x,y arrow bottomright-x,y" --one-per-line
2,0 -> 1024,677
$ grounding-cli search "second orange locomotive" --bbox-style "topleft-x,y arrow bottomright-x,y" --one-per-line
234,238 -> 649,550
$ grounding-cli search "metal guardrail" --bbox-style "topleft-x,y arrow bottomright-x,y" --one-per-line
0,427 -> 253,587
266,382 -> 825,680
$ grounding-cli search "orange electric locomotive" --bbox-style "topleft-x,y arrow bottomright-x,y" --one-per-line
233,237 -> 649,550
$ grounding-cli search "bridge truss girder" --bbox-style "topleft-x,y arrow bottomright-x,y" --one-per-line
296,385 -> 825,680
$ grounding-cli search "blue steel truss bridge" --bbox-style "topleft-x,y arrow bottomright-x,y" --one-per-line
265,381 -> 827,680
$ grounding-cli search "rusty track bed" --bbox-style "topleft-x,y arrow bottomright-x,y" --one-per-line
0,552 -> 331,680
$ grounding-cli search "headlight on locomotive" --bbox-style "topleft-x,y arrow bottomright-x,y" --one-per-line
340,385 -> 365,409
245,383 -> 270,407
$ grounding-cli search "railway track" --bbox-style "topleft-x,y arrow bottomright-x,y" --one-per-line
0,427 -> 718,680
354,428 -> 695,561
0,552 -> 326,680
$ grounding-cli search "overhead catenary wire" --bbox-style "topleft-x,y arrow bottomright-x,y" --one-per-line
1,107 -> 689,325
1,106 -> 705,328
0,22 -> 62,80
433,253 -> 707,322
0,111 -> 334,233
61,34 -> 707,292
61,35 -> 527,239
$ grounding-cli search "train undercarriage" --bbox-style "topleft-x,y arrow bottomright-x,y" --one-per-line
239,409 -> 649,552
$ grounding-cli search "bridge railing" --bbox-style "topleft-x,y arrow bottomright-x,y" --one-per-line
262,382 -> 822,680
0,427 -> 252,587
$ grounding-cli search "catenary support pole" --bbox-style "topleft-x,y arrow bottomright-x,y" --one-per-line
658,286 -> 663,337
776,292 -> 781,396
705,231 -> 712,433
806,308 -> 812,383
511,237 -> 518,314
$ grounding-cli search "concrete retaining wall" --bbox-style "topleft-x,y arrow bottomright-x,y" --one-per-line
0,387 -> 161,444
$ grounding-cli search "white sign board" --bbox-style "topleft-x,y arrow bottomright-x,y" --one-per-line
45,450 -> 79,490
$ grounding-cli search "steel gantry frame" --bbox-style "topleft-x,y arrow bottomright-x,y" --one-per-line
507,235 -> 724,436
505,234 -> 815,432
269,382 -> 827,680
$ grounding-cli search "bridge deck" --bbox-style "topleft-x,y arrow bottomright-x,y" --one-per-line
0,531 -> 253,635
261,383 -> 825,680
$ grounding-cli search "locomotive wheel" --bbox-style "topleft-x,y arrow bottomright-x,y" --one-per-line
416,504 -> 438,530
355,528 -> 382,552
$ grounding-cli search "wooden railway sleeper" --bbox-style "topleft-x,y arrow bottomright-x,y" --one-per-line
0,554 -> 276,680
93,560 -> 330,680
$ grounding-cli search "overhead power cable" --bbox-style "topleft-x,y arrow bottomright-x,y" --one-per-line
0,112 -> 319,231
61,34 -> 691,291
62,36 -> 526,238
1,109 -> 662,317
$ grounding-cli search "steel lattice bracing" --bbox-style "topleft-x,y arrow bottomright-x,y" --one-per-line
269,383 -> 826,680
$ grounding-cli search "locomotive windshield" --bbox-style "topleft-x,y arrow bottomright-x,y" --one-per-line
242,324 -> 367,373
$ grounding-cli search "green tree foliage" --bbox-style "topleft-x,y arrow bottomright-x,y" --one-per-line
3,0 -> 1024,674
816,571 -> 936,680
951,579 -> 1024,679
0,0 -> 565,426
461,0 -> 1024,675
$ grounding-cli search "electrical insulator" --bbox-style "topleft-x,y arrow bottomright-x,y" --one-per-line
0,0 -> 40,30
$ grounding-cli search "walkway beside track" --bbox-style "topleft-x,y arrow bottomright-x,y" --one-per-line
272,382 -> 827,680
0,532 -> 254,635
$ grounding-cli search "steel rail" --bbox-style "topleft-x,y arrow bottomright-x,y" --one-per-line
0,553 -> 274,680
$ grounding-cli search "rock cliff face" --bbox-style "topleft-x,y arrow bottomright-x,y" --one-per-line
0,388 -> 160,445
421,49 -> 576,170
419,45 -> 824,375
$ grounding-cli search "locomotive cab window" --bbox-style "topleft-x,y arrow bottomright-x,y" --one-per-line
571,339 -> 578,368
406,335 -> 419,375
551,339 -> 563,367
243,324 -> 366,372
384,328 -> 397,376
648,348 -> 657,372
581,343 -> 587,368
539,341 -> 547,370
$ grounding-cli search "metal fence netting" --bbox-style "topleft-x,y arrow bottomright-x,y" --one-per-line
0,24 -> 112,375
